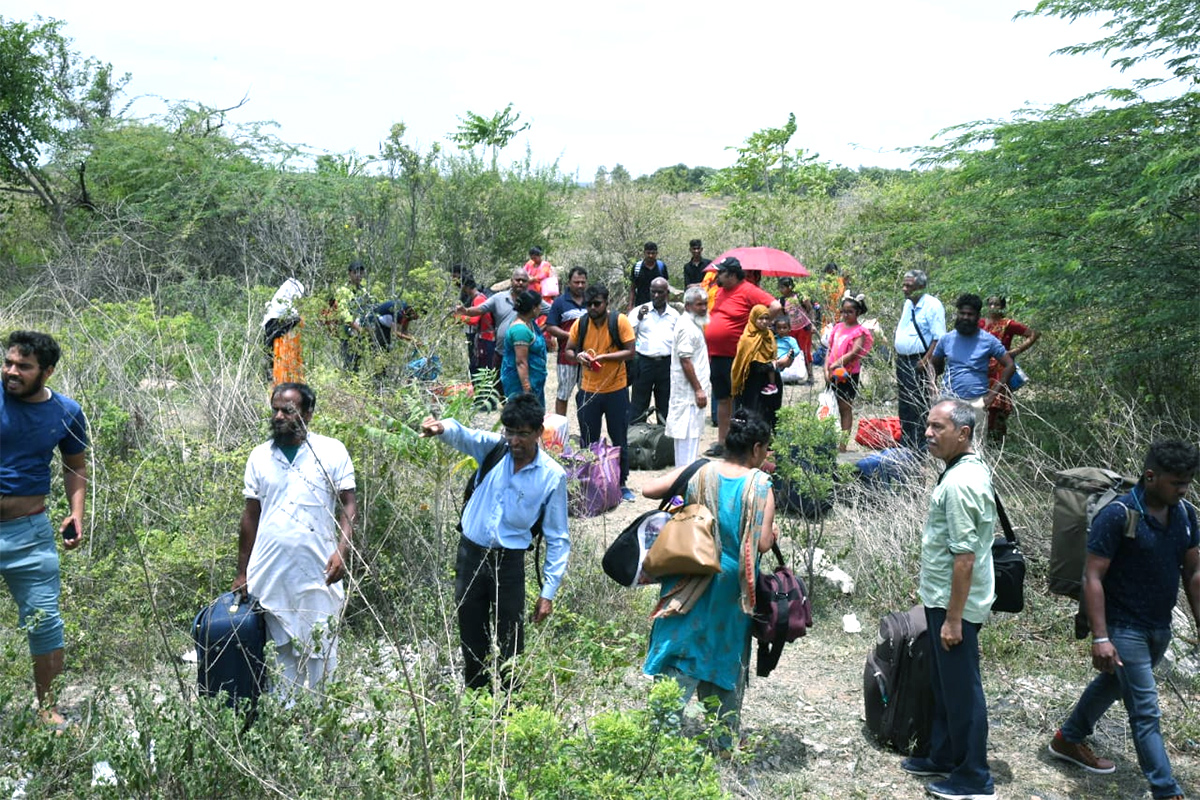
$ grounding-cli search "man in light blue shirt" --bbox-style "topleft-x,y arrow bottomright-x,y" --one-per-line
421,393 -> 569,691
893,270 -> 946,450
932,294 -> 1013,436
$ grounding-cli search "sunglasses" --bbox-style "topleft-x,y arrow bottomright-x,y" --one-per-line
587,300 -> 605,307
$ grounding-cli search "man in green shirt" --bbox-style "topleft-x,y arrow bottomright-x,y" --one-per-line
903,399 -> 996,800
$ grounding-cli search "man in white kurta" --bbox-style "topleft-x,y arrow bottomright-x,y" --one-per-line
665,287 -> 712,466
234,383 -> 356,702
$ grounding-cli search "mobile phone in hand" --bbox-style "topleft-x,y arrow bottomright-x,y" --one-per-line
62,520 -> 79,542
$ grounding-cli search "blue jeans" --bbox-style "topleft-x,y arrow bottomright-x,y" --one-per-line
925,607 -> 993,793
1061,626 -> 1182,798
0,513 -> 64,656
576,388 -> 630,485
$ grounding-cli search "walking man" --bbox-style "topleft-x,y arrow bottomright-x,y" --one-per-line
234,383 -> 356,702
564,284 -> 636,501
628,276 -> 679,425
893,270 -> 946,450
421,393 -> 570,691
902,399 -> 996,800
1,331 -> 88,728
1049,440 -> 1199,800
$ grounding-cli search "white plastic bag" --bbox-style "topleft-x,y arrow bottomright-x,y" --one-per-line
817,387 -> 837,420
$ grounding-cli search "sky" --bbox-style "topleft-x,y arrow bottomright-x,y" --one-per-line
6,0 -> 1160,179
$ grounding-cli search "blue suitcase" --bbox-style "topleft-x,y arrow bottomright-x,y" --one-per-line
192,591 -> 268,709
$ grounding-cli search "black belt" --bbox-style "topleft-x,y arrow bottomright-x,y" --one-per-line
460,535 -> 523,555
637,354 -> 671,360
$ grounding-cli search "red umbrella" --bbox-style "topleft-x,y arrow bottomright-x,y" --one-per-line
705,247 -> 809,277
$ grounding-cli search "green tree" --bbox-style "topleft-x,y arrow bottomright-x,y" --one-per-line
449,103 -> 529,169
708,114 -> 835,248
0,15 -> 128,222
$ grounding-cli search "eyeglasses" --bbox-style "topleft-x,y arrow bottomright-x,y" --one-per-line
502,428 -> 539,441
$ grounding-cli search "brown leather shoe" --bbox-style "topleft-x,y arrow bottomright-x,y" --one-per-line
1048,730 -> 1116,774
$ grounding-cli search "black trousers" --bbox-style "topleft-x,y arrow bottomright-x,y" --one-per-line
629,354 -> 671,425
454,537 -> 526,691
896,354 -> 931,451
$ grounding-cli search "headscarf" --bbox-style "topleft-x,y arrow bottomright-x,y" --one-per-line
729,304 -> 776,396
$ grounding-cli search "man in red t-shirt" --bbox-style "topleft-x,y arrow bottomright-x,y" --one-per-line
704,257 -> 782,456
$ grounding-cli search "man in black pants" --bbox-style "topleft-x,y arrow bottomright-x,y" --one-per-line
628,277 -> 679,424
892,270 -> 946,450
420,394 -> 570,692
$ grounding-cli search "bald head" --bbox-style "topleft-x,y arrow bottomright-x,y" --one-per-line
650,277 -> 669,309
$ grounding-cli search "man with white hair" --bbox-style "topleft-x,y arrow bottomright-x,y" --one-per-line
664,287 -> 711,466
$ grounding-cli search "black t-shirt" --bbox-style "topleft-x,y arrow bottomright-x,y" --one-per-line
630,259 -> 668,305
683,258 -> 712,288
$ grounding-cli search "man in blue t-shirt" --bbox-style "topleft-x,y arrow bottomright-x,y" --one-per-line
931,294 -> 1013,437
1,331 -> 88,728
1049,440 -> 1200,800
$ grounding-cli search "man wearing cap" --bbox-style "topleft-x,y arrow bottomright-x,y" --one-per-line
702,257 -> 781,457
1,330 -> 88,728
894,269 -> 946,450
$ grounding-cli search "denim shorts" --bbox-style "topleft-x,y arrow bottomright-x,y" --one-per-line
0,512 -> 64,655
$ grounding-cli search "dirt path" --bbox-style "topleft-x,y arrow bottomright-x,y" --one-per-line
529,366 -> 1200,799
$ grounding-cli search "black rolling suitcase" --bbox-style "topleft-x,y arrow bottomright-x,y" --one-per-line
863,605 -> 933,756
193,591 -> 268,710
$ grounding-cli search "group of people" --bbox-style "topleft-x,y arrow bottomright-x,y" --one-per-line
7,242 -> 1196,800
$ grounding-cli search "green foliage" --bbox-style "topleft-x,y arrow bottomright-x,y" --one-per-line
773,403 -> 853,595
449,103 -> 530,169
0,15 -> 128,221
634,163 -> 716,194
1017,0 -> 1200,86
707,114 -> 836,251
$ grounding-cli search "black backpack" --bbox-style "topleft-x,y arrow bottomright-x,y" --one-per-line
863,606 -> 933,756
459,439 -> 547,584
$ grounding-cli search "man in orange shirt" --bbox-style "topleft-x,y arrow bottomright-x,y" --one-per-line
564,284 -> 636,501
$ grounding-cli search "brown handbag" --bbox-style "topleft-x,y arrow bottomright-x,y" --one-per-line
642,503 -> 719,576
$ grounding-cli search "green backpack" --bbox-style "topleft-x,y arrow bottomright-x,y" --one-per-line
1048,467 -> 1138,600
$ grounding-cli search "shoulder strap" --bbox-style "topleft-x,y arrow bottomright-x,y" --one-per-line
661,458 -> 710,511
575,313 -> 590,351
607,310 -> 622,350
910,302 -> 929,351
994,492 -> 1016,543
458,439 -> 508,532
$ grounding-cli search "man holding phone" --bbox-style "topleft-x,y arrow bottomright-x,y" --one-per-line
1,331 -> 88,729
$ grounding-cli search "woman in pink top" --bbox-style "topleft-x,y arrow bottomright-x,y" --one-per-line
825,293 -> 872,450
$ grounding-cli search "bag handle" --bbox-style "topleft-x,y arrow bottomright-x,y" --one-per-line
994,492 -> 1017,544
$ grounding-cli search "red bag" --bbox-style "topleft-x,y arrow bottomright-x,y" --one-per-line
855,417 -> 902,450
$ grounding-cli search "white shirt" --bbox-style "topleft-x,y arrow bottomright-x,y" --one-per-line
244,433 -> 356,655
666,313 -> 711,440
630,302 -> 680,357
261,278 -> 304,326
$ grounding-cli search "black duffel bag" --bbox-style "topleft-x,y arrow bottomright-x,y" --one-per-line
991,493 -> 1026,614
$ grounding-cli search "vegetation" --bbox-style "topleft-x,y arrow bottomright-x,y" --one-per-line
1,1 -> 1198,796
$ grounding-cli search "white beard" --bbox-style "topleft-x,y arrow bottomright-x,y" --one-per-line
689,311 -> 709,328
